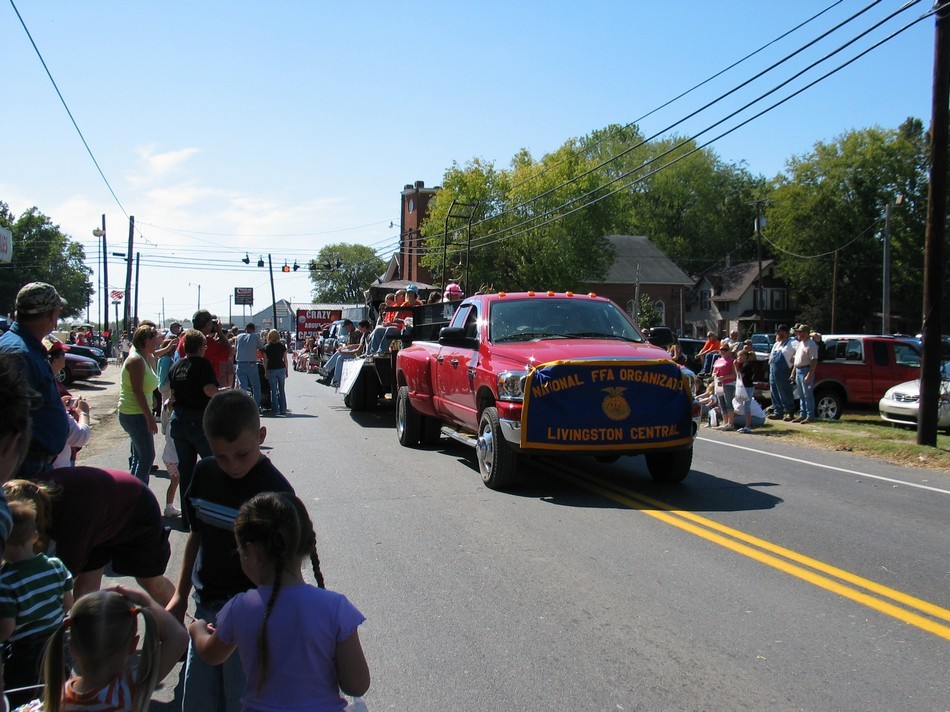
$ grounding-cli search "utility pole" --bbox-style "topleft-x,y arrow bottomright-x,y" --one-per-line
919,2 -> 949,447
831,250 -> 839,333
133,252 -> 141,328
123,216 -> 134,335
752,199 -> 768,332
882,202 -> 892,334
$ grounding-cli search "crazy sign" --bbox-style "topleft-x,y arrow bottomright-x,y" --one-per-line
296,309 -> 341,340
520,359 -> 694,451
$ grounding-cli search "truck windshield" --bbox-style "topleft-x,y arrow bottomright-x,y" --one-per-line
489,299 -> 644,343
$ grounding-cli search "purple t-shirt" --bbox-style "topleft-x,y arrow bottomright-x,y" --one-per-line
215,583 -> 365,711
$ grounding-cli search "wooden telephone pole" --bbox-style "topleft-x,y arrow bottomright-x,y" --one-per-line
918,2 -> 950,447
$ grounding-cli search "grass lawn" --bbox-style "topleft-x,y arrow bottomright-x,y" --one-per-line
748,409 -> 950,472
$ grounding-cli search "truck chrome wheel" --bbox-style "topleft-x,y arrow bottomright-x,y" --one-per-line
396,386 -> 421,446
477,407 -> 517,490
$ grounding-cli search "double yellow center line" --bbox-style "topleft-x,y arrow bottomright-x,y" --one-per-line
549,465 -> 950,641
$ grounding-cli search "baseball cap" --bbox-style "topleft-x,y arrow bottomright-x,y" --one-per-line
42,335 -> 70,354
795,323 -> 811,333
16,282 -> 67,317
444,283 -> 463,298
406,284 -> 419,293
192,309 -> 216,329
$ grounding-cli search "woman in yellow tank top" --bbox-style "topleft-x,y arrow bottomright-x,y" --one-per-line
118,324 -> 161,483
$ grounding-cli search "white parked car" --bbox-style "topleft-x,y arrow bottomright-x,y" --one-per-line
878,361 -> 950,434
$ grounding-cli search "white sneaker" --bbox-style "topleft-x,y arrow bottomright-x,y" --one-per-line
164,504 -> 182,518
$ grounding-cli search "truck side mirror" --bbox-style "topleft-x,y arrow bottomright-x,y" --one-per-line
439,326 -> 475,346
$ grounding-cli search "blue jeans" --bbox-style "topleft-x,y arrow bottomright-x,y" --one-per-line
717,383 -> 736,414
118,412 -> 154,485
267,368 -> 287,414
366,325 -> 399,354
170,409 -> 212,527
182,596 -> 246,712
235,362 -> 262,408
769,358 -> 795,416
702,352 -> 716,373
796,366 -> 815,419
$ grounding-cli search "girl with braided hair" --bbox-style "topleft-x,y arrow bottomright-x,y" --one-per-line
188,492 -> 369,711
36,586 -> 187,712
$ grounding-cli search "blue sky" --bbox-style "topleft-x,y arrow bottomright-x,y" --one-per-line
0,1 -> 937,325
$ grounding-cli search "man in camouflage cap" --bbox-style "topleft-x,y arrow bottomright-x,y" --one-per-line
0,282 -> 70,477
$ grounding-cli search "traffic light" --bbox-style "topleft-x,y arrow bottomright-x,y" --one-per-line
292,260 -> 299,272
257,256 -> 265,267
281,262 -> 290,273
242,253 -> 250,264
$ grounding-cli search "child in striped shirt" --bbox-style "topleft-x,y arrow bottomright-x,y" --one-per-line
0,500 -> 74,709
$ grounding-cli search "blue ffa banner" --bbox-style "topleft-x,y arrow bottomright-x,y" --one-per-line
520,359 -> 694,451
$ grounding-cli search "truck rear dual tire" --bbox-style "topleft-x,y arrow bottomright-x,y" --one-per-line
396,386 -> 444,447
347,370 -> 378,412
396,386 -> 421,446
645,447 -> 693,484
477,407 -> 518,490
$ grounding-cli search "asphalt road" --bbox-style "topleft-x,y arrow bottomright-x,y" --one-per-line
66,367 -> 950,711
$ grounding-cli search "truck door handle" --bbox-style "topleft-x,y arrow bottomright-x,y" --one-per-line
451,359 -> 459,367
436,356 -> 444,363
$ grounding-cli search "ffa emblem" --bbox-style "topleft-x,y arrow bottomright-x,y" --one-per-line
602,387 -> 630,421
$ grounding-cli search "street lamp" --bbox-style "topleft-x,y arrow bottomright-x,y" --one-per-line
92,215 -> 108,340
188,282 -> 202,310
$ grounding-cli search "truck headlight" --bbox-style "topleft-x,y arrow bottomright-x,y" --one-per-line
497,370 -> 530,402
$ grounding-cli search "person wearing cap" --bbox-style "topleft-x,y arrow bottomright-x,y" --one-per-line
791,324 -> 818,423
177,309 -> 233,387
443,282 -> 464,302
234,322 -> 264,410
0,282 -> 71,477
767,324 -> 798,421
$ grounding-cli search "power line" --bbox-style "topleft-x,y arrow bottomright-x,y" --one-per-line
8,0 -> 128,220
506,0 -> 849,194
424,1 -> 928,257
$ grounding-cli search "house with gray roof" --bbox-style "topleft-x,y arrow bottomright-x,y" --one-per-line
586,235 -> 694,334
685,259 -> 796,338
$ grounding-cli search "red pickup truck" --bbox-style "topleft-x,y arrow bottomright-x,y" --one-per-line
811,335 -> 922,419
394,291 -> 698,489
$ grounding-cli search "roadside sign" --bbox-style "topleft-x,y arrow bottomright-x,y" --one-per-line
296,308 -> 341,340
234,287 -> 254,306
0,227 -> 12,263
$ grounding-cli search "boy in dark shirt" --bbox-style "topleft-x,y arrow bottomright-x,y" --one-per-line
168,328 -> 221,526
168,389 -> 293,712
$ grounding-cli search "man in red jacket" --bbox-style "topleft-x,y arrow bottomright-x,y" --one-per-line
178,309 -> 233,386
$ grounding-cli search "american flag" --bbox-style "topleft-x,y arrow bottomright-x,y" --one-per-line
110,290 -> 124,303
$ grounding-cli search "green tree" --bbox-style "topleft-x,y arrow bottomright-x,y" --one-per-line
635,292 -> 663,329
615,136 -> 766,274
0,203 -> 93,319
418,125 -> 764,293
766,119 -> 930,332
419,144 -> 620,292
309,243 -> 385,303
